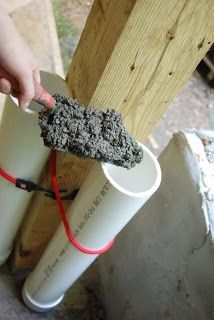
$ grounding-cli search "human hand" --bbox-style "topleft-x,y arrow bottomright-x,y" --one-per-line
0,6 -> 40,110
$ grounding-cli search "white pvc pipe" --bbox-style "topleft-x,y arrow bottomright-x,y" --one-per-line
22,144 -> 161,312
0,71 -> 69,265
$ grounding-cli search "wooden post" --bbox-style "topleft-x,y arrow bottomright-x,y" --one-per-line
13,0 -> 214,270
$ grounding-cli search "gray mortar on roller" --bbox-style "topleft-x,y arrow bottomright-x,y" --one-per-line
38,94 -> 144,169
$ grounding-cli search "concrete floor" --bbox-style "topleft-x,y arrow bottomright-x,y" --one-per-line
0,262 -> 104,320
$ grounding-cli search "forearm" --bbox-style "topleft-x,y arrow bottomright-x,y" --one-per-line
0,5 -> 37,108
0,6 -> 18,45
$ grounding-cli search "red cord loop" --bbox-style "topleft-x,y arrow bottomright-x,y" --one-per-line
0,152 -> 114,255
50,149 -> 114,255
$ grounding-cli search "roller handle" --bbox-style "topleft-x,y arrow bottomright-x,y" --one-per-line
33,80 -> 56,109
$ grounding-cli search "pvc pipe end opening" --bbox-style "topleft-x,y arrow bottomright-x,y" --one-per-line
102,144 -> 161,197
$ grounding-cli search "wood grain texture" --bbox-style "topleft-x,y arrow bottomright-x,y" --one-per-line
66,0 -> 137,105
87,0 -> 213,140
13,0 -> 214,269
13,153 -> 93,269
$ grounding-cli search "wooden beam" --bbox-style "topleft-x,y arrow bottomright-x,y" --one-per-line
66,0 -> 137,106
13,0 -> 214,270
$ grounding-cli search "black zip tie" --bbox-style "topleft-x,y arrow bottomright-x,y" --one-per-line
15,178 -> 78,201
45,189 -> 79,201
15,178 -> 67,197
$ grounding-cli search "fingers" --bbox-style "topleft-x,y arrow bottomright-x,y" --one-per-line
0,78 -> 11,94
0,67 -> 42,110
16,70 -> 35,110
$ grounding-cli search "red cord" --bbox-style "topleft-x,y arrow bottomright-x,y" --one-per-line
0,152 -> 114,255
50,149 -> 114,255
0,167 -> 16,184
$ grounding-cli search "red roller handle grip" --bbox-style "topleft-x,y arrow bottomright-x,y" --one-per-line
33,80 -> 56,109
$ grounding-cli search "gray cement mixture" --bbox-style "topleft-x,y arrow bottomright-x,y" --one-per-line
38,94 -> 143,169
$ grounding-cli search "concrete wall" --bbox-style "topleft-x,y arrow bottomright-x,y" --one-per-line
98,130 -> 214,320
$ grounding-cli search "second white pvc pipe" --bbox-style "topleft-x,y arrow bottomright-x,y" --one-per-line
0,71 -> 69,265
22,144 -> 161,312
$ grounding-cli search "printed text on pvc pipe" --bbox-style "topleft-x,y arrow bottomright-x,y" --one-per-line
73,180 -> 111,237
31,180 -> 111,297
